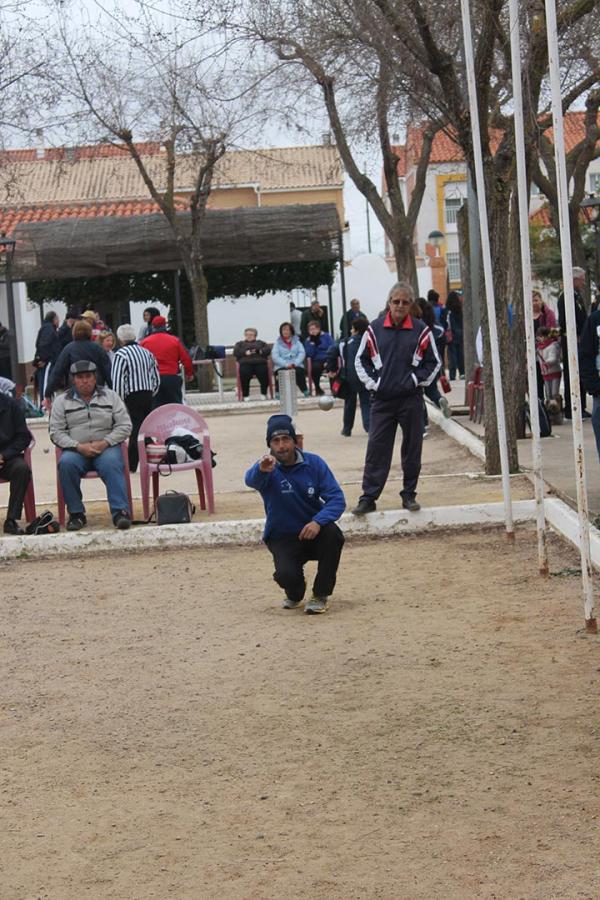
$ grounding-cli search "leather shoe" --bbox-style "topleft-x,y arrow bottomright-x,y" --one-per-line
3,518 -> 24,535
352,497 -> 376,516
402,497 -> 421,512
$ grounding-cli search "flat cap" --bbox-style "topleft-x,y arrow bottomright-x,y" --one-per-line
70,360 -> 97,375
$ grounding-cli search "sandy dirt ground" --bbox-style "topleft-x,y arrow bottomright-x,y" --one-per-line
2,527 -> 600,899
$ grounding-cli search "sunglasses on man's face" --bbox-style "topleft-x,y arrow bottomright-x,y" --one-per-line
390,298 -> 412,306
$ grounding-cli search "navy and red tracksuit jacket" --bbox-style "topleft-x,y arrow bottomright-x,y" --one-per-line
355,311 -> 441,399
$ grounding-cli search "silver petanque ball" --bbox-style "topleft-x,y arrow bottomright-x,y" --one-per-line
318,394 -> 335,411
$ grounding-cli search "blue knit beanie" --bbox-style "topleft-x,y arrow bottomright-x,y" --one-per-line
266,414 -> 297,445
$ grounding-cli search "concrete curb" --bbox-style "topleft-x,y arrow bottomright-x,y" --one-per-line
544,497 -> 600,568
0,500 -> 538,561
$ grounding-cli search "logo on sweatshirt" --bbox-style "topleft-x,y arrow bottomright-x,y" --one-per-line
307,486 -> 315,496
280,479 -> 293,493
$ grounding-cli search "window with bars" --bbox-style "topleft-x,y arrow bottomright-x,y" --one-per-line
446,252 -> 461,282
590,172 -> 600,193
444,196 -> 463,225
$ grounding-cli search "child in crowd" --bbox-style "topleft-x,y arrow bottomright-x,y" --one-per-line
536,326 -> 562,419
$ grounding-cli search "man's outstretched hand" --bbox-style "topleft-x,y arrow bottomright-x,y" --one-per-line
299,521 -> 321,540
259,454 -> 276,473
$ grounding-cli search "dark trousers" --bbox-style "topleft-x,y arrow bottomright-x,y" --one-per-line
125,390 -> 153,472
239,362 -> 269,397
360,392 -> 424,502
153,374 -> 182,409
561,339 -> 586,417
275,367 -> 307,394
310,360 -> 326,395
0,455 -> 31,521
266,522 -> 345,602
343,387 -> 370,434
447,338 -> 464,379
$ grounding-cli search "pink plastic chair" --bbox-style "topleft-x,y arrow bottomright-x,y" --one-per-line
55,443 -> 133,527
137,404 -> 216,519
0,438 -> 37,523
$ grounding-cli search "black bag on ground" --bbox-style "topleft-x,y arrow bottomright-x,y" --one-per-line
525,399 -> 552,438
155,491 -> 195,525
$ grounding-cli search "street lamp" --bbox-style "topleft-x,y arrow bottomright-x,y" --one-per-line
428,229 -> 445,256
580,194 -> 600,304
0,235 -> 19,384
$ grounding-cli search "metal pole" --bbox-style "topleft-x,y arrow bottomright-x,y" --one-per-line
544,0 -> 595,630
174,269 -> 183,340
594,224 -> 600,305
338,230 -> 349,337
509,0 -> 548,575
460,0 -> 514,537
365,161 -> 372,253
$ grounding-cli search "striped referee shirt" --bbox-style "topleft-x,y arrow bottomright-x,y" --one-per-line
111,343 -> 160,399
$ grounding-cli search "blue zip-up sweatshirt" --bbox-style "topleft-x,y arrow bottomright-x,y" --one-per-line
245,450 -> 346,541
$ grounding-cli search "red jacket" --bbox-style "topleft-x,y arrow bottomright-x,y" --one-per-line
141,329 -> 193,378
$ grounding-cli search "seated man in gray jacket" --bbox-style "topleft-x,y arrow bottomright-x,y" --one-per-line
49,360 -> 132,531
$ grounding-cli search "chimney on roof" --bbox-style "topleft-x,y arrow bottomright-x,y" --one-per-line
322,132 -> 332,146
35,129 -> 45,160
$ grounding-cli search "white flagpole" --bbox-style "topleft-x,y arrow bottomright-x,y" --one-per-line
509,0 -> 548,575
544,0 -> 595,630
460,0 -> 514,537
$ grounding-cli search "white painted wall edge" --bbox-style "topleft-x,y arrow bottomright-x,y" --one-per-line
0,500 -> 537,561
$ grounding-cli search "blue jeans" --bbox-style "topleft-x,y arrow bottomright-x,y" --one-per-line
58,445 -> 130,516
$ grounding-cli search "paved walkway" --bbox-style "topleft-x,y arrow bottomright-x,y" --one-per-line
443,377 -> 600,514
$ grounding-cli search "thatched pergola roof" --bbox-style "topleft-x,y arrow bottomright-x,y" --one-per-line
11,203 -> 342,281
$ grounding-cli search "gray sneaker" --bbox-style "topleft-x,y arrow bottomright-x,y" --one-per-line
282,595 -> 303,609
305,596 -> 329,615
438,397 -> 452,418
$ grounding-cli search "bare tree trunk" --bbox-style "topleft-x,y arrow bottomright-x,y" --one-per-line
481,183 -> 520,475
188,263 -> 210,348
391,232 -> 418,287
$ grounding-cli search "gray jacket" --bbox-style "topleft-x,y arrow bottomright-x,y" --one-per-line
49,386 -> 132,450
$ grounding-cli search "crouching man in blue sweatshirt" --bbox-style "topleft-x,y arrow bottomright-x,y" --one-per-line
245,414 -> 345,614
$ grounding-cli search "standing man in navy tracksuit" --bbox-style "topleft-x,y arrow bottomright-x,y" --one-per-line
245,414 -> 345,614
352,281 -> 441,515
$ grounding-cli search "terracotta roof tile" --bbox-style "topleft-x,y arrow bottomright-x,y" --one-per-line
0,199 -> 189,236
395,112 -> 599,174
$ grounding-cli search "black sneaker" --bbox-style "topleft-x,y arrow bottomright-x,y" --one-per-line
352,497 -> 376,516
402,497 -> 421,512
3,518 -> 24,535
113,511 -> 131,530
305,596 -> 329,614
67,513 -> 87,531
25,510 -> 57,535
340,429 -> 352,436
282,595 -> 303,609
